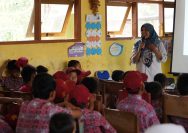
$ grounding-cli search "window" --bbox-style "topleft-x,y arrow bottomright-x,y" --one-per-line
106,0 -> 175,39
0,0 -> 81,43
106,0 -> 132,38
107,6 -> 132,38
138,3 -> 160,37
164,8 -> 174,33
0,0 -> 34,41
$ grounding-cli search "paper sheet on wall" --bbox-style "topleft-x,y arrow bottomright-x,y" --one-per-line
85,14 -> 102,56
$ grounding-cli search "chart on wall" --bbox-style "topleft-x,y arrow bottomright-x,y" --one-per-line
85,14 -> 102,56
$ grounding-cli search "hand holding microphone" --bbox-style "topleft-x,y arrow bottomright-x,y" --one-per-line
139,38 -> 145,51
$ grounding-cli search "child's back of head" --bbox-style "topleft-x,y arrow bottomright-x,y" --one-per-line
49,113 -> 76,133
32,73 -> 56,99
154,73 -> 167,88
145,81 -> 162,100
111,70 -> 124,82
81,77 -> 98,93
36,65 -> 48,74
6,60 -> 20,77
21,65 -> 36,84
68,60 -> 81,69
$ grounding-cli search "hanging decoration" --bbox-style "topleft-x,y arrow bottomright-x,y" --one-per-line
85,14 -> 102,56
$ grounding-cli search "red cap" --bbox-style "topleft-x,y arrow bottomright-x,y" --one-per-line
123,71 -> 145,93
53,71 -> 68,80
80,71 -> 91,77
141,73 -> 148,82
69,84 -> 91,105
55,79 -> 76,98
16,57 -> 28,68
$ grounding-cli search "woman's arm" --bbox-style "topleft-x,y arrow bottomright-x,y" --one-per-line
131,42 -> 145,63
147,43 -> 167,62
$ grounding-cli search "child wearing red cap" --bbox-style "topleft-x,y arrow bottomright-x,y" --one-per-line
68,60 -> 91,83
66,67 -> 81,84
16,73 -> 81,133
0,60 -> 23,91
116,71 -> 159,133
69,84 -> 117,133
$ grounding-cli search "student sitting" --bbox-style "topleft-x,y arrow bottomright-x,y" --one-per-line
111,70 -> 124,82
170,74 -> 188,132
81,77 -> 98,93
145,81 -> 163,122
154,73 -> 167,90
16,73 -> 81,133
68,60 -> 91,82
36,65 -> 48,74
49,113 -> 76,133
116,71 -> 159,133
55,78 -> 76,103
69,84 -> 117,133
0,97 -> 22,133
66,67 -> 81,84
19,65 -> 36,93
0,118 -> 14,133
0,60 -> 23,91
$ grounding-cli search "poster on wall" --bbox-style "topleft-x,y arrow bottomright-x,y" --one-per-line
109,42 -> 123,56
68,42 -> 84,57
85,14 -> 102,56
161,37 -> 173,56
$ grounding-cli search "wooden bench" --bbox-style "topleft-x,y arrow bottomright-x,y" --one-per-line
105,108 -> 139,133
163,93 -> 188,122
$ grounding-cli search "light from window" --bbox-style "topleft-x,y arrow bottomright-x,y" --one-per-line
138,3 -> 160,37
164,8 -> 174,33
0,0 -> 34,41
41,4 -> 68,33
107,6 -> 132,37
41,4 -> 74,40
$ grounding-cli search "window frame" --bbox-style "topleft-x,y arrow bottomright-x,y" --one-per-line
106,0 -> 175,40
0,0 -> 81,45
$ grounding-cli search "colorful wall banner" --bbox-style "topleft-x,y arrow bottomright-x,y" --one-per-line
68,42 -> 84,57
85,14 -> 102,56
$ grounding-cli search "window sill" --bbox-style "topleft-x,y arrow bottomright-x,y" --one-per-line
0,39 -> 81,45
106,37 -> 134,41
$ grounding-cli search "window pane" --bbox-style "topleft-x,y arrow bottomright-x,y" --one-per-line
41,4 -> 68,33
164,8 -> 174,33
122,8 -> 132,37
138,3 -> 160,37
107,6 -> 132,37
41,4 -> 74,40
107,6 -> 127,31
0,0 -> 34,41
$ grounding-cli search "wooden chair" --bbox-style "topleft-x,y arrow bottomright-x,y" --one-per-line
0,90 -> 32,101
104,108 -> 139,133
163,93 -> 188,122
99,79 -> 124,108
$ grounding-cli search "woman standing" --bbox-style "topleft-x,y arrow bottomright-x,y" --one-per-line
131,23 -> 167,81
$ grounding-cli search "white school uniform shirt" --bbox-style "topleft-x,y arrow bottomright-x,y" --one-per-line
132,40 -> 167,82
